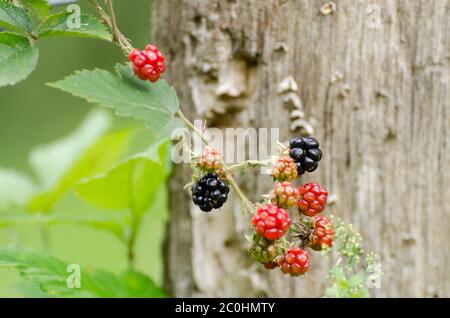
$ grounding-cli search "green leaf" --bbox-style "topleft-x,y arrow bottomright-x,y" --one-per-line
330,265 -> 347,283
0,32 -> 38,87
37,12 -> 112,41
0,1 -> 33,34
30,110 -> 111,190
28,110 -> 135,212
20,0 -> 50,20
348,273 -> 366,287
0,246 -> 166,297
324,286 -> 341,298
0,168 -> 37,212
49,64 -> 179,138
76,141 -> 170,215
119,271 -> 166,297
115,64 -> 179,113
0,214 -> 124,239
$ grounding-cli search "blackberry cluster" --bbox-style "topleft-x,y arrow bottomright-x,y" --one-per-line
191,173 -> 229,212
289,136 -> 322,176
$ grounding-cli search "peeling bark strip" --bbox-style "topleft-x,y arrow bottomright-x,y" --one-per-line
152,0 -> 450,297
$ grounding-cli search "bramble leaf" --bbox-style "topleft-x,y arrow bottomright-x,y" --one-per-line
37,12 -> 112,41
29,110 -> 111,190
49,64 -> 179,138
0,214 -> 124,239
76,141 -> 170,215
20,0 -> 50,20
0,1 -> 34,34
0,246 -> 166,297
0,32 -> 38,87
28,110 -> 135,212
115,63 -> 179,113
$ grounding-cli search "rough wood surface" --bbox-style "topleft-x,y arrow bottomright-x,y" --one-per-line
152,0 -> 450,297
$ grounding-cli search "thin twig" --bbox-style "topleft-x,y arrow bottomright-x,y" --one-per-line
89,0 -> 132,54
227,159 -> 272,172
126,210 -> 140,269
105,0 -> 121,46
224,173 -> 255,214
175,110 -> 209,145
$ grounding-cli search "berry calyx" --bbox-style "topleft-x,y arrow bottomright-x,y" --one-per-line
129,44 -> 166,82
250,236 -> 283,264
310,216 -> 335,251
252,204 -> 292,240
197,146 -> 223,172
298,182 -> 328,216
191,173 -> 229,212
271,156 -> 298,182
289,136 -> 322,176
278,247 -> 310,276
273,181 -> 299,208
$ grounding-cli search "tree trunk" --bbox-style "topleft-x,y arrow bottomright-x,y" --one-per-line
152,0 -> 450,297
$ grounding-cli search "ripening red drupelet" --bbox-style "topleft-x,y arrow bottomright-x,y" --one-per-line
273,181 -> 299,208
278,247 -> 310,276
129,44 -> 166,82
298,182 -> 328,217
198,146 -> 223,172
310,216 -> 335,251
271,156 -> 298,182
252,204 -> 292,240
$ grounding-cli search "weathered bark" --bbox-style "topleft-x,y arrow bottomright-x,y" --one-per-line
152,0 -> 450,297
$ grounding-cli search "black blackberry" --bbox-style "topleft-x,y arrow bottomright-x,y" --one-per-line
192,173 -> 229,212
289,136 -> 322,175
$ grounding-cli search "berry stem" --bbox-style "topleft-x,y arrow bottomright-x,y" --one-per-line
175,110 -> 209,145
89,0 -> 133,54
105,1 -> 120,44
224,171 -> 254,214
126,208 -> 141,269
227,159 -> 272,172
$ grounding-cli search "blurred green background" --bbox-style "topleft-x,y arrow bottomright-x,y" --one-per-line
0,0 -> 168,297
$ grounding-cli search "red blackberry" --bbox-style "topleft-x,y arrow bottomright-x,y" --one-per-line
278,247 -> 310,276
192,173 -> 229,212
310,216 -> 335,251
289,136 -> 322,175
252,204 -> 292,240
298,182 -> 328,217
129,44 -> 166,82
